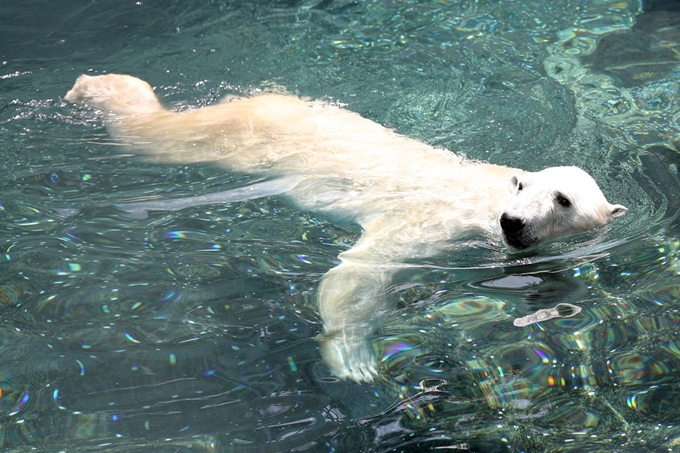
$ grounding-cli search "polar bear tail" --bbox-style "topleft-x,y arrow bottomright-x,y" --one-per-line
65,74 -> 164,117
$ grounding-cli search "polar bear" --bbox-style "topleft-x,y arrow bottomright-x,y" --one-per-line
65,74 -> 627,382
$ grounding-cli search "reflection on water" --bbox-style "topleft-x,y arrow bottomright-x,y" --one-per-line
1,0 -> 680,451
378,237 -> 680,450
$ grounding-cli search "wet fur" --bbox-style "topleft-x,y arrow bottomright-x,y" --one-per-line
65,74 -> 627,382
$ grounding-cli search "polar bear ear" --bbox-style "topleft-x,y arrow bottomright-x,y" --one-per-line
508,175 -> 520,193
609,204 -> 628,218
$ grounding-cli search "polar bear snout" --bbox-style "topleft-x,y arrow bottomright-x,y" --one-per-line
500,213 -> 524,235
500,213 -> 534,249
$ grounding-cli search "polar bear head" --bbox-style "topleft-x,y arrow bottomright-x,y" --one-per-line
500,166 -> 627,250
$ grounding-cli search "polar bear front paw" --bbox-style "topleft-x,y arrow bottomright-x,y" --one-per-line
317,332 -> 379,383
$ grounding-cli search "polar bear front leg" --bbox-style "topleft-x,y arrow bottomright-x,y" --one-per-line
316,260 -> 396,382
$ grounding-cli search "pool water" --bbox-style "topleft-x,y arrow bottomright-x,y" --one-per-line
1,0 -> 680,451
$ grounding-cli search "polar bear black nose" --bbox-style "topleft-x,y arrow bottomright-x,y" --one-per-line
500,213 -> 524,235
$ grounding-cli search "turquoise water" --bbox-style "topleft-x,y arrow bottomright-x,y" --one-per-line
1,0 -> 680,451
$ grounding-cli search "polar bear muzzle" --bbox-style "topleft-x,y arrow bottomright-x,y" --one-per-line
500,213 -> 536,249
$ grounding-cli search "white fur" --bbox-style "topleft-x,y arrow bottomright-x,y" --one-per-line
65,74 -> 627,382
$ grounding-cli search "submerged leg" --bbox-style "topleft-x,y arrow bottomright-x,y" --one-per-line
316,260 -> 398,382
116,176 -> 303,219
315,219 -> 418,382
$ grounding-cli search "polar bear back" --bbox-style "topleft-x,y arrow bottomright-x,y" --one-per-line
66,74 -> 517,232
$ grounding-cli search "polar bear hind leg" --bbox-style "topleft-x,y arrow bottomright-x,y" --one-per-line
65,74 -> 163,116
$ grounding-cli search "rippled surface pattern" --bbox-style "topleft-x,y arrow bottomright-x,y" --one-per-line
1,0 -> 680,451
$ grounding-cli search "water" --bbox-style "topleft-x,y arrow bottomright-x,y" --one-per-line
1,0 -> 679,451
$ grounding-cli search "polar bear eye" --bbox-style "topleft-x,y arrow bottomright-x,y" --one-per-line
517,182 -> 524,192
556,193 -> 571,208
